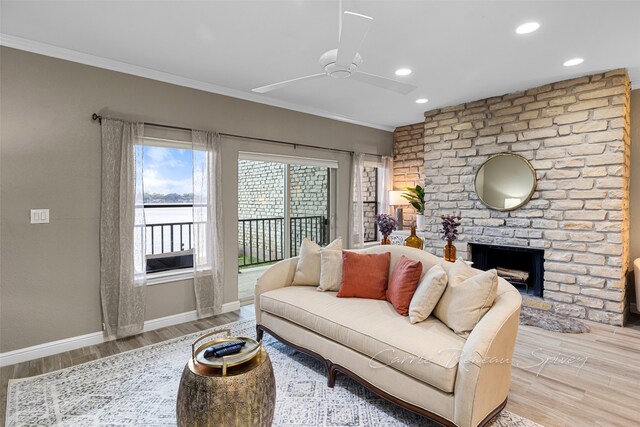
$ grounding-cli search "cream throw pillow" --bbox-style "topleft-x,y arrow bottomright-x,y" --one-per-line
292,238 -> 342,286
318,249 -> 343,291
408,264 -> 448,324
433,259 -> 498,336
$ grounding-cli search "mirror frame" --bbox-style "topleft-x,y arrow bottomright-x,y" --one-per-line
474,153 -> 537,212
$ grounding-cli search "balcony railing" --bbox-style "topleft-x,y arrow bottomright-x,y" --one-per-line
238,215 -> 327,267
144,205 -> 327,272
144,204 -> 194,273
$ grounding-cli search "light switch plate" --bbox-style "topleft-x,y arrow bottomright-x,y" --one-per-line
30,209 -> 50,224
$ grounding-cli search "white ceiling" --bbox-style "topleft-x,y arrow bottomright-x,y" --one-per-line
1,1 -> 639,131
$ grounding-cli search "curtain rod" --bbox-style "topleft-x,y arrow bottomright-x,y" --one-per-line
91,113 -> 382,158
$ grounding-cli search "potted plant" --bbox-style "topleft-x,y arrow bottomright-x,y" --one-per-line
441,214 -> 462,262
402,185 -> 426,230
375,214 -> 397,245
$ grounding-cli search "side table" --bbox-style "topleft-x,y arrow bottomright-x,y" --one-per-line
177,329 -> 276,426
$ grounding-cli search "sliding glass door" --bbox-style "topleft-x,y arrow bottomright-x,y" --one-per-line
237,153 -> 336,302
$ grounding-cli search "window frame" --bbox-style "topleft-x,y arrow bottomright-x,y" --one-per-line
142,136 -> 196,286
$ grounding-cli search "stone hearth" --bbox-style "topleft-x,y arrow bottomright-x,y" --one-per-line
393,70 -> 631,326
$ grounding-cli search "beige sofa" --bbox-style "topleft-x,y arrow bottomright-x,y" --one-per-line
255,245 -> 522,427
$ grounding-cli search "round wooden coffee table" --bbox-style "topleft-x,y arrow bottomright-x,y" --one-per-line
176,329 -> 276,426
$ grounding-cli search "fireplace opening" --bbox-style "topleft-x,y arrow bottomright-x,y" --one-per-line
469,243 -> 544,298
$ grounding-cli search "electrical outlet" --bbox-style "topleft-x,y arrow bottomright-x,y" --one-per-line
30,209 -> 50,224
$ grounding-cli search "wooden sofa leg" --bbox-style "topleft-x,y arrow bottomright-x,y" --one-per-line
327,364 -> 337,388
256,325 -> 264,342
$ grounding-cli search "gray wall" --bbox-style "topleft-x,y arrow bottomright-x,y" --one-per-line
630,89 -> 640,263
0,47 -> 392,352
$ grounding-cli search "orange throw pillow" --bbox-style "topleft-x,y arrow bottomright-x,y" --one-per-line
386,256 -> 423,316
337,251 -> 391,300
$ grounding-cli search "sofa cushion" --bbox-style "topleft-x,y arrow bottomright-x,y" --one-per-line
292,238 -> 342,286
433,259 -> 499,337
337,251 -> 390,300
359,245 -> 442,282
318,249 -> 343,291
260,286 -> 466,393
409,264 -> 448,324
386,255 -> 423,316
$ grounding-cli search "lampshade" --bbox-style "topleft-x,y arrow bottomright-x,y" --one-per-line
389,190 -> 407,206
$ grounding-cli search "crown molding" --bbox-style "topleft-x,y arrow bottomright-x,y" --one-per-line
0,34 -> 394,132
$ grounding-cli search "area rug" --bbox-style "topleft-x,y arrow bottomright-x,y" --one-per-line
520,306 -> 590,333
6,319 -> 541,426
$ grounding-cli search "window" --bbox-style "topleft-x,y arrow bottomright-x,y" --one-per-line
362,164 -> 378,243
142,141 -> 194,275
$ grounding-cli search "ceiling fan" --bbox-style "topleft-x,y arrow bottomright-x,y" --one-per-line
252,6 -> 417,95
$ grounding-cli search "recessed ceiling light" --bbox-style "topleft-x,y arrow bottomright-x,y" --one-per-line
416,98 -> 429,104
515,22 -> 540,34
395,68 -> 412,76
563,58 -> 584,67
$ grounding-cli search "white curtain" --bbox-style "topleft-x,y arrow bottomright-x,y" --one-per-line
349,152 -> 365,248
100,119 -> 146,339
192,130 -> 224,318
377,156 -> 393,216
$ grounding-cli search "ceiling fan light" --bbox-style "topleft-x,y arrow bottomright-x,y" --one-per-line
416,98 -> 429,104
395,68 -> 412,76
515,22 -> 540,34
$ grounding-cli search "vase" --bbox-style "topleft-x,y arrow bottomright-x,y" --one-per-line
416,214 -> 426,231
381,236 -> 391,245
404,226 -> 423,250
444,239 -> 456,262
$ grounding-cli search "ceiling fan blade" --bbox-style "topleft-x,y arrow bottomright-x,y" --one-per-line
350,71 -> 417,95
335,11 -> 373,68
252,73 -> 327,93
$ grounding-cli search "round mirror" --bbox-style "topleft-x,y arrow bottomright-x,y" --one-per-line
474,154 -> 537,211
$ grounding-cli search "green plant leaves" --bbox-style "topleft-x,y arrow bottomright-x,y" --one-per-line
402,185 -> 425,214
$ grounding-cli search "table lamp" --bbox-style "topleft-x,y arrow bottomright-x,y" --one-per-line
389,190 -> 407,231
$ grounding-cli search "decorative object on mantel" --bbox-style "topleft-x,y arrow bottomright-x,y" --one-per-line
520,306 -> 590,333
441,214 -> 461,262
404,225 -> 424,249
474,153 -> 537,211
5,319 -> 541,427
389,228 -> 427,247
375,213 -> 397,245
389,190 -> 408,231
402,184 -> 426,230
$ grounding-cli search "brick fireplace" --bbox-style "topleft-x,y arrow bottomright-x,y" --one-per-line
393,70 -> 631,326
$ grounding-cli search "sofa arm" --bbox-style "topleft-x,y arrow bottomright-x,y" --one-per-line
254,257 -> 299,323
453,287 -> 522,427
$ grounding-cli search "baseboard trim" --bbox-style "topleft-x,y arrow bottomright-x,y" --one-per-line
0,331 -> 105,368
0,301 -> 241,367
221,300 -> 242,314
142,310 -> 198,333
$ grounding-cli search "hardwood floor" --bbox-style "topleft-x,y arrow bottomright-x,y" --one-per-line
2,306 -> 639,426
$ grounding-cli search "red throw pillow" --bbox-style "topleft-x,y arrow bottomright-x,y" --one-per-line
386,256 -> 423,316
337,251 -> 391,300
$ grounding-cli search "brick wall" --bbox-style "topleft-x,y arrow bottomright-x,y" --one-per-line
393,70 -> 631,326
393,123 -> 424,227
238,160 -> 285,220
